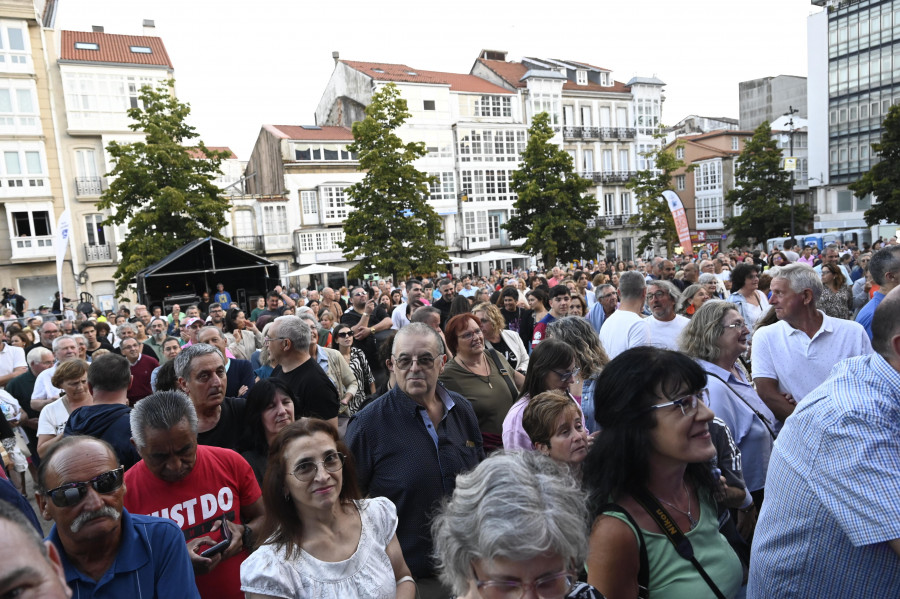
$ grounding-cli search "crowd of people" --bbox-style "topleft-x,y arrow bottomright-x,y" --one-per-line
0,237 -> 898,599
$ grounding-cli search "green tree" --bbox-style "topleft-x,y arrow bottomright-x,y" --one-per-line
850,103 -> 900,226
341,83 -> 448,281
504,112 -> 604,267
724,121 -> 809,246
98,80 -> 230,296
627,138 -> 687,255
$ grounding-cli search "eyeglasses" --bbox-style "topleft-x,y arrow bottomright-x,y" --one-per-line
336,331 -> 353,338
352,291 -> 368,297
645,389 -> 710,417
459,328 -> 484,341
291,452 -> 345,482
723,320 -> 748,330
551,367 -> 580,383
473,569 -> 575,599
263,336 -> 287,344
647,291 -> 669,300
392,353 -> 443,370
45,467 -> 125,508
599,292 -> 617,300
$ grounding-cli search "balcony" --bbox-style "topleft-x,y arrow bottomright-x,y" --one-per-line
10,234 -> 53,260
590,171 -> 637,185
0,176 -> 50,199
75,176 -> 105,197
599,127 -> 636,140
232,235 -> 264,253
264,233 -> 292,253
84,243 -> 114,263
602,215 -> 631,228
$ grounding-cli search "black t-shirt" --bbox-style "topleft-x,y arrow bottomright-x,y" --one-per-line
86,339 -> 115,357
258,307 -> 287,320
271,359 -> 340,420
490,335 -> 518,371
502,307 -> 533,349
197,396 -> 246,451
340,306 -> 388,367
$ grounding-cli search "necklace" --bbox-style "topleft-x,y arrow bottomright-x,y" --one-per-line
458,353 -> 492,388
655,480 -> 697,530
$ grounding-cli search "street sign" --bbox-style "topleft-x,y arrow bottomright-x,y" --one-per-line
784,157 -> 797,171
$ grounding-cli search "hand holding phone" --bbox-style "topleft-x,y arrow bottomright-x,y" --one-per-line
200,516 -> 232,558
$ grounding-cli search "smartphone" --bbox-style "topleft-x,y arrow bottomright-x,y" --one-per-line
200,516 -> 232,558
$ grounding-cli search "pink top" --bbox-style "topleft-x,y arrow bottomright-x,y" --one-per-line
501,393 -> 585,451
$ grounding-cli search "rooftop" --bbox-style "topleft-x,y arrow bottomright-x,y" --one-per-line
59,30 -> 173,69
264,124 -> 354,140
342,60 -> 514,94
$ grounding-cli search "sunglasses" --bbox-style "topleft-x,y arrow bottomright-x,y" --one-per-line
336,331 -> 353,338
45,467 -> 125,508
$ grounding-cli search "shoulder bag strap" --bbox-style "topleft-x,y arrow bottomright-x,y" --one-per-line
599,503 -> 649,599
486,348 -> 518,402
705,370 -> 777,440
631,489 -> 727,599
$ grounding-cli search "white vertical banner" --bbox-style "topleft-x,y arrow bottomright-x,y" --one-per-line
55,209 -> 71,304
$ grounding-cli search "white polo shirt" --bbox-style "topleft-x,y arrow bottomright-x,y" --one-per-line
0,343 -> 25,382
598,310 -> 650,360
751,311 -> 872,404
31,364 -> 61,402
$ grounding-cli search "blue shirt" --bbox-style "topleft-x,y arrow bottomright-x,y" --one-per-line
345,383 -> 484,578
748,353 -> 900,598
854,290 -> 884,340
48,509 -> 200,598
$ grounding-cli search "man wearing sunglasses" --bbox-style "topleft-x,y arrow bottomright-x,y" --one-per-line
36,436 -> 199,598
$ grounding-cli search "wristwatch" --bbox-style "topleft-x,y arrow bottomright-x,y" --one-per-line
370,327 -> 376,335
242,524 -> 254,550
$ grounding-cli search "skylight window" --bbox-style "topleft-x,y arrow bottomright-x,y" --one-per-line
129,46 -> 152,54
372,68 -> 384,73
74,42 -> 99,51
406,71 -> 417,76
300,125 -> 322,130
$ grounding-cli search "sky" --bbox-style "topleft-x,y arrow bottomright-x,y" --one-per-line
57,0 -> 822,160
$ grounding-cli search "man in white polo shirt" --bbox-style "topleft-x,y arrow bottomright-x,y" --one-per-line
752,263 -> 872,424
0,327 -> 26,388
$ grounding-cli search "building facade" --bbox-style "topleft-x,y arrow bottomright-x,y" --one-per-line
739,75 -> 808,130
808,0 -> 899,240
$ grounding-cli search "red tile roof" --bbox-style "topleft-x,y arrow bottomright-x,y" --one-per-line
187,146 -> 236,159
477,58 -> 629,93
342,60 -> 513,94
264,125 -> 354,141
59,30 -> 173,69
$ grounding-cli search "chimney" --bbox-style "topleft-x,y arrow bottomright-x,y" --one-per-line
332,51 -> 340,65
91,25 -> 103,33
143,19 -> 155,36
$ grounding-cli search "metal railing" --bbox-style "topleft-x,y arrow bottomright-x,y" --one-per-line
232,235 -> 264,252
75,176 -> 104,196
84,243 -> 113,262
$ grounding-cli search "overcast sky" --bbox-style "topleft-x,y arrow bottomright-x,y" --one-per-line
57,0 -> 821,159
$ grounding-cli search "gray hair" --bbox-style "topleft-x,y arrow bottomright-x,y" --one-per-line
116,322 -> 137,337
546,316 -> 609,379
869,245 -> 900,286
130,390 -> 198,450
173,343 -> 222,380
51,334 -> 75,353
432,451 -> 589,595
394,322 -> 444,356
594,283 -> 615,301
274,315 -> 311,350
698,273 -> 718,285
617,270 -> 647,301
771,263 -> 823,302
678,300 -> 739,362
646,279 -> 680,305
258,322 -> 275,366
677,283 -> 705,314
26,346 -> 52,366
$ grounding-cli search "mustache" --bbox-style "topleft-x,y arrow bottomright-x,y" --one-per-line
70,506 -> 120,533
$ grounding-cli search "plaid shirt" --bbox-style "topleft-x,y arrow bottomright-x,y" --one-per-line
748,353 -> 900,598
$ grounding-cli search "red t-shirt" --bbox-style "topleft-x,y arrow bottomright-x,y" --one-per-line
124,444 -> 261,599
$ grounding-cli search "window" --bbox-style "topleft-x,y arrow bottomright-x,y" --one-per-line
695,197 -> 723,225
7,202 -> 53,258
457,129 -> 525,162
301,190 -> 318,217
531,93 -> 560,125
0,22 -> 29,68
695,161 -> 722,192
85,213 -> 106,246
618,149 -> 629,171
460,169 -> 515,202
232,209 -> 254,237
0,143 -> 47,193
464,211 -> 488,243
474,95 -> 512,118
675,146 -> 685,160
837,190 -> 853,212
576,70 -> 588,85
619,193 -> 631,216
583,150 -> 594,174
293,143 -> 356,162
602,150 -> 613,171
731,137 -> 739,151
322,186 -> 349,220
129,46 -> 152,54
62,72 -> 165,126
604,193 -> 615,214
428,172 -> 456,201
74,42 -> 99,50
676,175 -> 686,191
262,205 -> 288,234
423,100 -> 436,111
0,80 -> 37,133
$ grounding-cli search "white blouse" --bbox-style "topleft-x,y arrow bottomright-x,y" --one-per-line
241,497 -> 399,599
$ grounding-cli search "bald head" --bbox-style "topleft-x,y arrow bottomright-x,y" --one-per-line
872,285 -> 900,366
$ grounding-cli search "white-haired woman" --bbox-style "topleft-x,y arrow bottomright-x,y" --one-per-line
432,450 -> 604,599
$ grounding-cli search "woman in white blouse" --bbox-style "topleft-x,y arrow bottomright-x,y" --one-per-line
241,419 -> 415,599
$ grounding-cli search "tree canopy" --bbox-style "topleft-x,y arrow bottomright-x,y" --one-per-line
340,83 -> 448,282
504,112 -> 604,267
98,80 -> 230,297
724,121 -> 809,246
850,103 -> 900,226
627,137 -> 685,255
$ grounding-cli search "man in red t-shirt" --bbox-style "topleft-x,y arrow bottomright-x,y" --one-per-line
124,390 -> 264,599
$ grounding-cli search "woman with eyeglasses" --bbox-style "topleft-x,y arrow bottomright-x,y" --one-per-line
240,419 -> 416,599
332,323 -> 375,415
37,359 -> 92,457
502,339 -> 581,451
584,346 -> 742,599
432,450 -> 604,599
224,307 -> 264,361
440,314 -> 523,452
680,301 -> 776,528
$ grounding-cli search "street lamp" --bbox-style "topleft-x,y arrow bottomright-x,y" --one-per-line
784,105 -> 799,240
